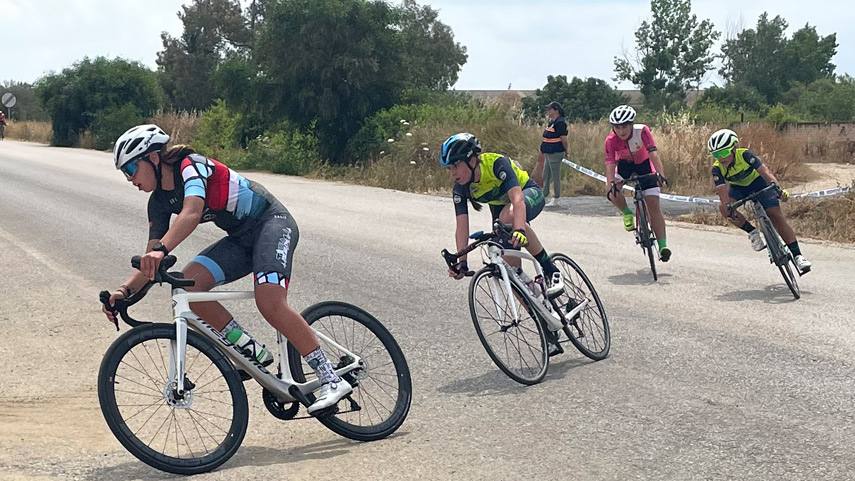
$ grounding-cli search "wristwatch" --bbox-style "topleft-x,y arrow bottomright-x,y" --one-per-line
152,242 -> 170,256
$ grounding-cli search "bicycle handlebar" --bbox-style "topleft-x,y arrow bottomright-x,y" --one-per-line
99,255 -> 196,330
441,222 -> 514,274
726,183 -> 780,211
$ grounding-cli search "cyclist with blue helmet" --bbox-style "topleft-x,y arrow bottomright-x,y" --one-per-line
440,133 -> 561,287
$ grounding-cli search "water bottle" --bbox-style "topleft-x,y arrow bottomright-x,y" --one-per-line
225,327 -> 273,365
516,268 -> 541,299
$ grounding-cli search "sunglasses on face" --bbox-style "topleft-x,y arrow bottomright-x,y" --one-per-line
711,148 -> 733,160
121,158 -> 141,179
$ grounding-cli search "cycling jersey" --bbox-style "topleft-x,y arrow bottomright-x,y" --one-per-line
711,148 -> 762,187
452,153 -> 536,216
147,153 -> 277,239
604,124 -> 658,166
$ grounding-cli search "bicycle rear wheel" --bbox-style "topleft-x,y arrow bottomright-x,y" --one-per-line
550,254 -> 610,360
287,302 -> 412,441
468,266 -> 549,385
637,200 -> 657,281
98,323 -> 248,475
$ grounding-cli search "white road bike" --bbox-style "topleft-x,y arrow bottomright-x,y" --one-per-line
98,255 -> 412,475
442,222 -> 610,385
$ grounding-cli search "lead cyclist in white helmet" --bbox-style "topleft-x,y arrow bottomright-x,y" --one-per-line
604,105 -> 672,262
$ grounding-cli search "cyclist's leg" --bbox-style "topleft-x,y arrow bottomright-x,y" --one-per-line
185,236 -> 253,331
494,204 -> 522,269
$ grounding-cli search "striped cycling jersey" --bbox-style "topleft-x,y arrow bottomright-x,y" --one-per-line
148,154 -> 275,239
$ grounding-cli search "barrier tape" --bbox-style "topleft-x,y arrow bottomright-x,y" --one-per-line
561,158 -> 851,205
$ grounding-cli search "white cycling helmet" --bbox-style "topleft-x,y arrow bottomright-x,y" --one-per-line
609,105 -> 636,125
113,124 -> 170,170
707,128 -> 739,154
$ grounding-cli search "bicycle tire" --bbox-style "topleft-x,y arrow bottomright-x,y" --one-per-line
468,266 -> 549,385
759,213 -> 800,299
549,254 -> 611,360
98,323 -> 248,475
637,199 -> 658,281
287,302 -> 412,441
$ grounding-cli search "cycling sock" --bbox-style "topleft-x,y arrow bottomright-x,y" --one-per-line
532,249 -> 558,276
787,242 -> 802,257
657,238 -> 667,250
740,221 -> 756,233
621,207 -> 633,216
305,347 -> 341,385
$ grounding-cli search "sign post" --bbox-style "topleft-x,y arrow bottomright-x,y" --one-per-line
2,92 -> 17,119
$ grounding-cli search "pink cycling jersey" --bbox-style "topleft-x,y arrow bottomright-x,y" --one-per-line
604,124 -> 658,167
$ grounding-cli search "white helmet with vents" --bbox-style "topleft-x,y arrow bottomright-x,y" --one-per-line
113,124 -> 170,170
707,129 -> 739,153
609,105 -> 636,125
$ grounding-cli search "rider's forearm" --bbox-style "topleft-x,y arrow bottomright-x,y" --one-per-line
605,163 -> 616,184
757,165 -> 778,184
119,270 -> 150,294
159,207 -> 202,252
649,152 -> 665,176
455,215 -> 470,263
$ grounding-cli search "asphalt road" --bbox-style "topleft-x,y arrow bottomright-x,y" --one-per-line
1,140 -> 853,481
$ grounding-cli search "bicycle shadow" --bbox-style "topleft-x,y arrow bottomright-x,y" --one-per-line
608,269 -> 671,286
86,436 -> 375,480
715,285 -> 810,304
436,355 -> 593,397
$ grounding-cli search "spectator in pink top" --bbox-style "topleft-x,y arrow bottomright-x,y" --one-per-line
604,105 -> 671,262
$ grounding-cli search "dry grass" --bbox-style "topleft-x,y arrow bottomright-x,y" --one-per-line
4,121 -> 52,144
150,111 -> 200,146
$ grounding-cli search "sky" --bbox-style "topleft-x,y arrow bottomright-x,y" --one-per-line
1,0 -> 852,91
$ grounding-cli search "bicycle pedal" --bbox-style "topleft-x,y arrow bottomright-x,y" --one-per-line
310,405 -> 339,418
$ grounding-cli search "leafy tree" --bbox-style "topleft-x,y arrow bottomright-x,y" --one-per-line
157,0 -> 251,111
719,13 -> 837,104
254,0 -> 404,162
614,0 -> 719,110
786,77 -> 855,122
522,75 -> 627,122
696,84 -> 768,113
35,57 -> 163,146
396,0 -> 467,91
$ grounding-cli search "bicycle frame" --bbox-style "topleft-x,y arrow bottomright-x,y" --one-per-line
167,288 -> 363,404
481,244 -> 587,332
749,201 -> 791,265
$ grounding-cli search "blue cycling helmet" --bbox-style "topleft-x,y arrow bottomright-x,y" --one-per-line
439,133 -> 482,167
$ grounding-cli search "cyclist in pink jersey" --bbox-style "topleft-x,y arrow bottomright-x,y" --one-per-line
604,105 -> 671,262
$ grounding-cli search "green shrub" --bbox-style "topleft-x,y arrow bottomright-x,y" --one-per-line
92,103 -> 144,150
193,99 -> 243,157
766,103 -> 802,126
245,124 -> 321,175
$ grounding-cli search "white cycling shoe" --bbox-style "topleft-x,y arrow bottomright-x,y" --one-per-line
749,230 -> 766,251
307,379 -> 352,414
545,272 -> 565,298
794,255 -> 812,273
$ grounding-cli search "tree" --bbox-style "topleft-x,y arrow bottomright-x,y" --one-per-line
719,13 -> 837,104
696,84 -> 768,113
34,57 -> 163,146
396,0 -> 467,91
157,0 -> 251,111
786,76 -> 855,122
522,75 -> 627,122
614,0 -> 719,111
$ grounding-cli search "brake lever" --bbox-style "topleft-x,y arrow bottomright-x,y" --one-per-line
99,290 -> 120,332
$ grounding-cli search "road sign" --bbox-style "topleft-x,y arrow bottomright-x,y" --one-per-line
2,92 -> 17,108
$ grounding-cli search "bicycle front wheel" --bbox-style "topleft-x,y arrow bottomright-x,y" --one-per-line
550,254 -> 611,360
287,302 -> 412,441
468,267 -> 549,385
97,323 -> 248,475
637,200 -> 658,281
761,215 -> 800,300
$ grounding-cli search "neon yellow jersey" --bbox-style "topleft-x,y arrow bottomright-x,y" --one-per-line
452,153 -> 533,215
711,148 -> 762,187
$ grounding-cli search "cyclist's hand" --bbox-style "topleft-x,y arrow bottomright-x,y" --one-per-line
780,189 -> 791,202
140,250 -> 165,280
102,290 -> 125,325
511,229 -> 528,248
657,173 -> 670,187
448,261 -> 469,280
